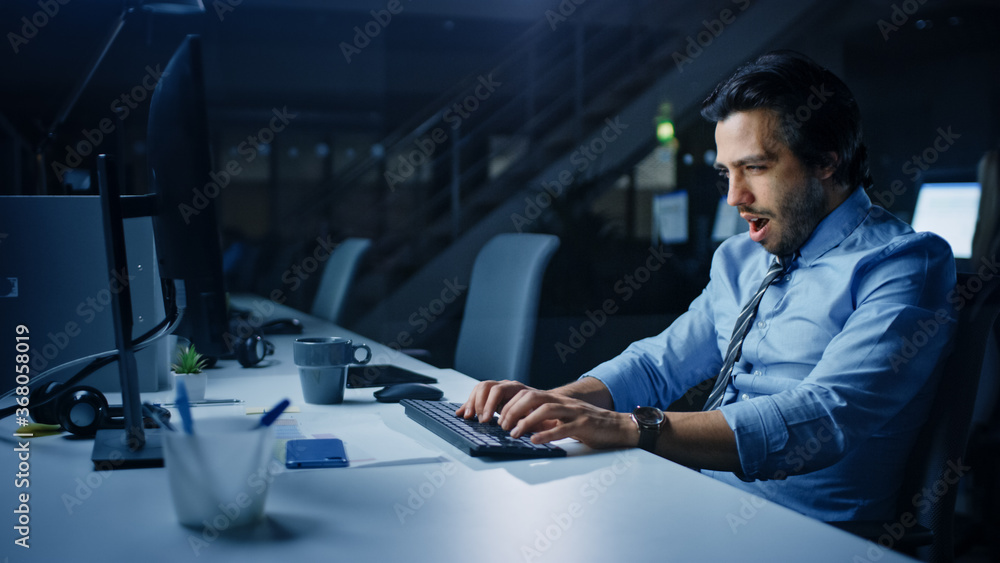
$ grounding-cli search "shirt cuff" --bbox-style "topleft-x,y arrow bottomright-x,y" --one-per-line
719,397 -> 790,480
578,370 -> 624,413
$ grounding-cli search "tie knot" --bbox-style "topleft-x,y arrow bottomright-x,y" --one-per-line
772,254 -> 793,274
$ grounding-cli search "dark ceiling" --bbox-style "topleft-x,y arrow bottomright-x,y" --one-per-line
0,0 -> 578,149
1,0 -> 998,192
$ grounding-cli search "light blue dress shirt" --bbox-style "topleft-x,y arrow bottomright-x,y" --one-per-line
584,188 -> 957,522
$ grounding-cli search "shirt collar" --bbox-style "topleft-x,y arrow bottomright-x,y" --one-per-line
795,187 -> 871,266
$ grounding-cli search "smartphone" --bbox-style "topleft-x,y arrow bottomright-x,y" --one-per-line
285,438 -> 349,469
346,364 -> 438,389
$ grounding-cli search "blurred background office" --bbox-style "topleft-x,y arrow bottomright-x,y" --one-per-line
2,0 -> 1000,559
0,0 -> 997,391
0,0 -> 1000,385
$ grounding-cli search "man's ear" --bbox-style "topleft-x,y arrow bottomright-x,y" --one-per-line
815,152 -> 839,180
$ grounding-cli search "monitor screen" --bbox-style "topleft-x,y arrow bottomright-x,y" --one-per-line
910,181 -> 981,260
653,190 -> 688,244
711,196 -> 748,242
147,35 -> 231,359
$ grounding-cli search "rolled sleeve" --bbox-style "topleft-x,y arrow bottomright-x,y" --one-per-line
581,291 -> 724,412
720,396 -> 789,480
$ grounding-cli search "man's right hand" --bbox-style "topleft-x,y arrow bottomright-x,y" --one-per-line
455,378 -> 635,449
455,376 -> 615,428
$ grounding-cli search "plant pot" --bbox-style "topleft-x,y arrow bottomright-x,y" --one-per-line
174,372 -> 207,402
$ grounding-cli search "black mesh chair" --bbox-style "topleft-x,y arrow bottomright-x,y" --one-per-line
830,272 -> 1000,562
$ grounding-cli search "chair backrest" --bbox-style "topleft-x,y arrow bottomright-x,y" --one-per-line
310,238 -> 371,325
897,272 -> 1000,562
971,148 -> 999,265
454,233 -> 560,383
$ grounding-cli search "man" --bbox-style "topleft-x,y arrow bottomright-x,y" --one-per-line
457,51 -> 956,522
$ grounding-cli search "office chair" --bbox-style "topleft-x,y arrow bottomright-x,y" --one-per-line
830,272 -> 1000,563
960,148 -> 1000,558
971,148 -> 999,266
453,233 -> 560,383
310,237 -> 371,325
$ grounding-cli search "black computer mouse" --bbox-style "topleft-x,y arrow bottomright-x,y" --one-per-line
374,383 -> 444,403
261,318 -> 303,335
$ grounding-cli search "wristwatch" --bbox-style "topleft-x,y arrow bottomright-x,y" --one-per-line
631,406 -> 665,452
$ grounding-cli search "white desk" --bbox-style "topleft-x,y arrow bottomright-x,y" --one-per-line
2,297 -> 913,562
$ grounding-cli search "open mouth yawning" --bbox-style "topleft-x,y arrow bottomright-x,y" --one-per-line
743,213 -> 770,243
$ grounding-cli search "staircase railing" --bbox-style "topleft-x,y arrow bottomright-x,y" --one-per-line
280,0 -> 679,310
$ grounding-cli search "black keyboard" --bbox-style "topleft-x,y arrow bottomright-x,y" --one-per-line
400,399 -> 566,458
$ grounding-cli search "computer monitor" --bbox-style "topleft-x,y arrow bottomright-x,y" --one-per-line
653,191 -> 689,245
89,34 -> 229,468
147,34 -> 230,359
711,196 -> 748,242
0,196 -> 168,395
910,173 -> 981,262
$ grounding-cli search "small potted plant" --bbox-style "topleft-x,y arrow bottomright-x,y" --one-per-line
172,344 -> 208,401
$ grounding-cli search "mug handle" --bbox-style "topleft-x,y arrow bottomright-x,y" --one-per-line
352,343 -> 373,364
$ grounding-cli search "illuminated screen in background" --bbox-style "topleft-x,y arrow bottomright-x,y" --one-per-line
910,182 -> 982,260
712,196 -> 748,242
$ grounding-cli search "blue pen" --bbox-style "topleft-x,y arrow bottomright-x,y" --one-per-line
257,398 -> 290,429
175,379 -> 195,435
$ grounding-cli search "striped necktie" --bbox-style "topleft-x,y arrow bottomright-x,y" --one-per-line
703,256 -> 789,411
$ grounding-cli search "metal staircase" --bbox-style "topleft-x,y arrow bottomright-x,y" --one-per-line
281,0 -> 829,346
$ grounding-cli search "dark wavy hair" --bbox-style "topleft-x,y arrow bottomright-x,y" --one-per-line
701,51 -> 872,190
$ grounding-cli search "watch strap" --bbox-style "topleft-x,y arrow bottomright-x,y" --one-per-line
632,407 -> 664,452
637,424 -> 659,452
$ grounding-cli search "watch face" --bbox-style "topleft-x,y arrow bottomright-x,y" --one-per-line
633,406 -> 664,426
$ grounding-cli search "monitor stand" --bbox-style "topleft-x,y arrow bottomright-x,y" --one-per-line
92,428 -> 164,469
90,154 -> 163,469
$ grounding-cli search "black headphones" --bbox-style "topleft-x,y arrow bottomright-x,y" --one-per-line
223,314 -> 277,368
235,332 -> 275,368
29,381 -> 170,437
